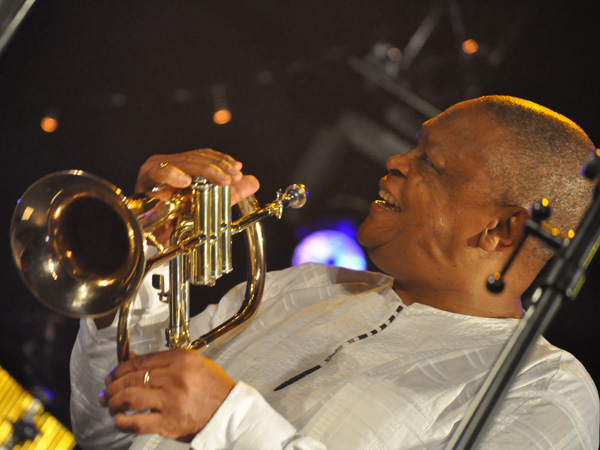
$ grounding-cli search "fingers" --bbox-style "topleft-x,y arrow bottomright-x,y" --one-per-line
100,351 -> 176,406
135,149 -> 244,196
105,350 -> 181,386
231,174 -> 260,205
100,367 -> 162,407
113,410 -> 197,441
99,349 -> 235,441
100,349 -> 199,407
106,384 -> 163,415
139,163 -> 192,198
113,411 -> 166,437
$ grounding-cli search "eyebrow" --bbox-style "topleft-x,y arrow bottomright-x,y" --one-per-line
417,128 -> 450,176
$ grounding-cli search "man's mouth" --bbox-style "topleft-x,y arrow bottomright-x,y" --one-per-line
377,189 -> 401,210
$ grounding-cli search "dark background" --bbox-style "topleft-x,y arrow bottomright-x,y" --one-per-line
1,0 -> 599,437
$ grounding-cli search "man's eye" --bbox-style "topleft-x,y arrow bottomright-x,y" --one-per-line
419,152 -> 437,170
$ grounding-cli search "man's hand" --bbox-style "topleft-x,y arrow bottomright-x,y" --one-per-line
94,149 -> 259,330
135,148 -> 260,205
99,349 -> 235,442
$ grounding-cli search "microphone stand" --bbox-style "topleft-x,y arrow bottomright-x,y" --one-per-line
0,0 -> 37,57
446,152 -> 600,449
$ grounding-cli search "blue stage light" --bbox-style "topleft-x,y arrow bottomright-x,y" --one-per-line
292,218 -> 367,270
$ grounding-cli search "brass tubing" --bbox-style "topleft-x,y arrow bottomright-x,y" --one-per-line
117,298 -> 134,362
145,228 -> 206,272
189,196 -> 265,352
189,177 -> 211,285
221,185 -> 233,273
200,178 -> 212,285
230,184 -> 307,235
209,186 -> 222,281
168,252 -> 189,348
167,222 -> 194,350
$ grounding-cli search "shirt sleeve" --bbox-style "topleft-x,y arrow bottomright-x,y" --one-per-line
191,382 -> 326,450
69,263 -> 172,450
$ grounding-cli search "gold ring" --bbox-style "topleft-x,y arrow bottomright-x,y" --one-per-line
143,370 -> 151,386
159,162 -> 169,169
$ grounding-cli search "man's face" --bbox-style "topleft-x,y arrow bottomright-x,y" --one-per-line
358,101 -> 506,292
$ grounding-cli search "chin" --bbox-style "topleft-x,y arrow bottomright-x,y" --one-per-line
356,220 -> 370,247
357,216 -> 389,251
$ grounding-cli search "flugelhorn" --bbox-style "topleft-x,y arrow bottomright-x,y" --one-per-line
10,170 -> 307,361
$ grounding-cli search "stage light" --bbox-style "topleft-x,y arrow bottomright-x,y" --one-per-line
40,110 -> 58,133
211,83 -> 232,125
462,39 -> 479,55
213,108 -> 232,125
292,217 -> 367,270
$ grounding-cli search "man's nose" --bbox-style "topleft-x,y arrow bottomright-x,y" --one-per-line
386,151 -> 412,177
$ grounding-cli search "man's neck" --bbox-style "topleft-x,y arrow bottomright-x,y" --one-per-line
392,280 -> 524,319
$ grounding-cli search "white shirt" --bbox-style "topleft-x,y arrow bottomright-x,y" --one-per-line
70,263 -> 599,449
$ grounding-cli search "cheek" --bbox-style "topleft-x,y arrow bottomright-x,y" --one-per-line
410,204 -> 464,260
428,208 -> 483,262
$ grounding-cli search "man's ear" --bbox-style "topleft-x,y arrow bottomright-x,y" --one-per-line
478,207 -> 529,252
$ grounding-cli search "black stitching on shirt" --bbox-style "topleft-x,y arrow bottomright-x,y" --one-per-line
273,304 -> 403,391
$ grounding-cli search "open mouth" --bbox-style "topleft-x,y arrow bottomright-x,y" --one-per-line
377,189 -> 401,211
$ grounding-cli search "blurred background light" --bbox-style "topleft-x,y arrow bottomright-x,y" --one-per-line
40,110 -> 58,133
211,83 -> 232,125
213,108 -> 232,125
292,217 -> 367,270
462,38 -> 479,54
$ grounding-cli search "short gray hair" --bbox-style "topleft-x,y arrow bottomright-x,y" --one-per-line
476,95 -> 595,260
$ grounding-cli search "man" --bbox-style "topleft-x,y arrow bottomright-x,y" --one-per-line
70,96 -> 599,449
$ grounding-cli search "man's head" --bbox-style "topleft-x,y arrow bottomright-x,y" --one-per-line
476,96 -> 594,250
358,96 -> 595,317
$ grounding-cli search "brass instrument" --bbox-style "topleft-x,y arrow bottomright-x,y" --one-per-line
10,170 -> 307,361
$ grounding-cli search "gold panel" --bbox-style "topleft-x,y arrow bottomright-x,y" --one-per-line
0,365 -> 76,450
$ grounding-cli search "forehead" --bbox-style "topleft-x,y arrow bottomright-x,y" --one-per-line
422,104 -> 506,190
423,103 -> 504,163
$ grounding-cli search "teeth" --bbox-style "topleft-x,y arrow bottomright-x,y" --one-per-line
378,189 -> 400,207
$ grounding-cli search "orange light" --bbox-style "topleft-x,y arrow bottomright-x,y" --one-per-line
213,109 -> 232,125
494,272 -> 501,280
541,198 -> 549,207
41,116 -> 58,133
462,39 -> 479,55
568,229 -> 575,239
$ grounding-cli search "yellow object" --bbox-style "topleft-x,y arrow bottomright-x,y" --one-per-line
0,365 -> 76,450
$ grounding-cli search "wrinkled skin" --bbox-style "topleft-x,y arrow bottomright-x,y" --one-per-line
358,101 -> 528,317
